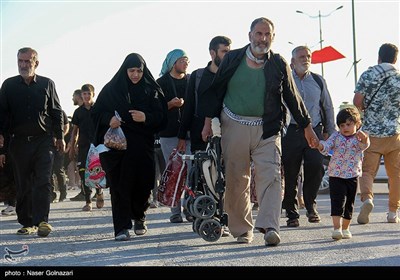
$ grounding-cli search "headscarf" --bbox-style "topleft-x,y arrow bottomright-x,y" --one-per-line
92,53 -> 167,145
159,49 -> 188,76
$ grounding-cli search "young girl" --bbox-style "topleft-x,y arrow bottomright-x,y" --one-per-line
315,107 -> 370,240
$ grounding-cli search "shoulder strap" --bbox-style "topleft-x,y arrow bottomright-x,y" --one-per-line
194,68 -> 205,117
364,76 -> 389,109
310,72 -> 323,92
310,72 -> 327,130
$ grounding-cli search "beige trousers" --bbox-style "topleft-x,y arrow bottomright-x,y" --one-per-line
359,134 -> 400,212
221,111 -> 283,238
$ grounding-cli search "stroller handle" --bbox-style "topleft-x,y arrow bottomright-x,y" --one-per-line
211,117 -> 221,137
181,154 -> 195,160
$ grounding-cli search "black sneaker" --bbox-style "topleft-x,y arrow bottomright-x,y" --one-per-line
70,192 -> 85,201
115,229 -> 130,241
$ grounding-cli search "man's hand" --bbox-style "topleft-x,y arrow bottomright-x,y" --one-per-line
201,117 -> 213,142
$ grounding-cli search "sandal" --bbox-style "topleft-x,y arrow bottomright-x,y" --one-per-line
306,212 -> 321,223
134,220 -> 147,235
286,218 -> 300,227
37,221 -> 53,237
96,193 -> 104,209
17,226 -> 38,235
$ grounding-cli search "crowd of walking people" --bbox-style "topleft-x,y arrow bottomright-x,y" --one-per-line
0,17 -> 399,246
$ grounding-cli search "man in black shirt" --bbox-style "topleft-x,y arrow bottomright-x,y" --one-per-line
0,47 -> 65,237
177,36 -> 232,153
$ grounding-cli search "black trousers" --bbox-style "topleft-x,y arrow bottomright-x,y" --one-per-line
51,150 -> 67,196
151,147 -> 165,201
329,177 -> 357,220
9,134 -> 54,227
282,124 -> 324,219
100,149 -> 152,236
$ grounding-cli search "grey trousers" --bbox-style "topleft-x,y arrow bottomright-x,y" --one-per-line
220,111 -> 283,238
160,136 -> 191,216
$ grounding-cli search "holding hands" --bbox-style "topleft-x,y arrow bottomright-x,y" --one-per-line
356,130 -> 369,144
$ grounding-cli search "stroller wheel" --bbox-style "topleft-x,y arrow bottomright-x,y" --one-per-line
192,218 -> 203,234
184,196 -> 195,216
199,219 -> 222,242
192,195 -> 217,219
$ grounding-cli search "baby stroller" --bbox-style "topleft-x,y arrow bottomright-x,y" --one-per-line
182,118 -> 228,242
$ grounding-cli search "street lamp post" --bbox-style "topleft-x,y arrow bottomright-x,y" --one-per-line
296,6 -> 343,77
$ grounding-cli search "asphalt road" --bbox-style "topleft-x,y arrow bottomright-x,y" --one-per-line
0,183 -> 398,276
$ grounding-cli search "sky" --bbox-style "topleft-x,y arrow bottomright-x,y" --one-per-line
1,0 -> 399,118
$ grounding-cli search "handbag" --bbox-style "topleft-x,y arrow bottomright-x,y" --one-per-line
84,144 -> 107,189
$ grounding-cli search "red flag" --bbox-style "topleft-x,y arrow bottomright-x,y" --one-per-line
311,46 -> 345,64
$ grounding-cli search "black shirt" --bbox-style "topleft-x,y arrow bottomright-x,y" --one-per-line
178,64 -> 215,152
71,105 -> 95,149
156,74 -> 190,137
0,75 -> 63,139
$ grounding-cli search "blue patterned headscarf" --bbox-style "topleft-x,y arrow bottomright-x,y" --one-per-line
159,49 -> 188,76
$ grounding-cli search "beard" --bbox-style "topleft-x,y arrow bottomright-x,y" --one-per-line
251,42 -> 270,55
296,63 -> 310,74
19,68 -> 34,79
214,56 -> 222,67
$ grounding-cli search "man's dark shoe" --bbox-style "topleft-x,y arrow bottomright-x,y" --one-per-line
115,229 -> 130,241
286,218 -> 300,227
70,192 -> 85,201
306,211 -> 321,223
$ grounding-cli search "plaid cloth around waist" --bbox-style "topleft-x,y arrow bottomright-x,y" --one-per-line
223,104 -> 263,126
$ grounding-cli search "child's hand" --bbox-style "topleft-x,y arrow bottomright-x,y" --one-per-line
356,130 -> 368,143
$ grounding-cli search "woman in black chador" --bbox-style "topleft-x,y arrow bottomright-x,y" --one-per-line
92,53 -> 167,241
